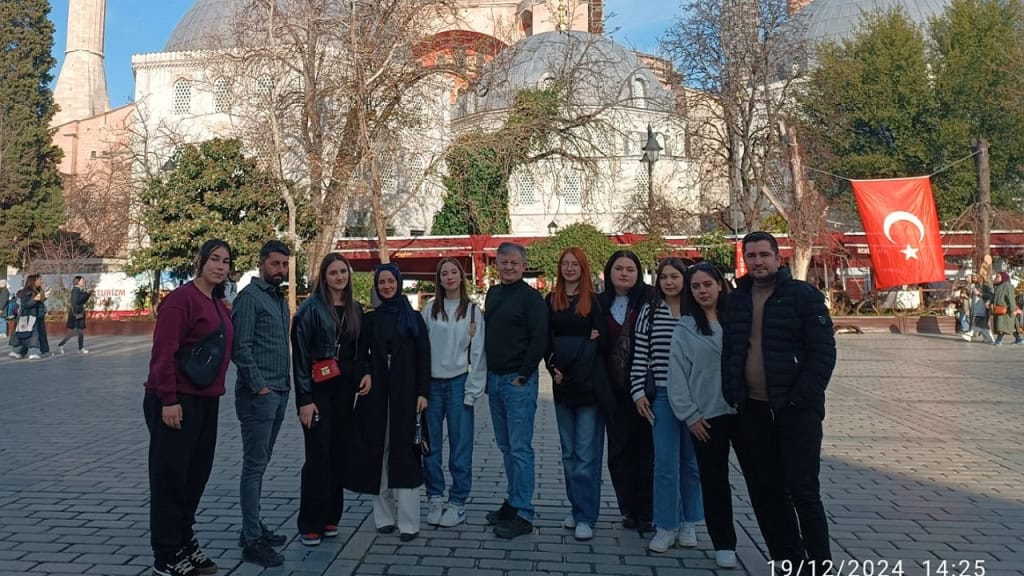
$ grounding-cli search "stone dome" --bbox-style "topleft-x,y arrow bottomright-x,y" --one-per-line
794,0 -> 951,47
460,31 -> 672,118
165,0 -> 244,52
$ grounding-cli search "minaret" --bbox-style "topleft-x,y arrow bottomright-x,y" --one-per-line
52,0 -> 110,126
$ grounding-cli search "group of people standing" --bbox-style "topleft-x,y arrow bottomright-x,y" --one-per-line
4,275 -> 92,358
958,271 -> 1023,345
142,231 -> 837,576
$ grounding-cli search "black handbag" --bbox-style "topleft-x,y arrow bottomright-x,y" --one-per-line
177,301 -> 227,389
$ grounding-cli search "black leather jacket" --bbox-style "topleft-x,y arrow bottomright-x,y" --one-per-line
290,294 -> 369,408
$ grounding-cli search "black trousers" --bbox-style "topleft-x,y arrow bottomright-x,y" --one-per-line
144,393 -> 219,564
691,413 -> 739,551
605,392 -> 654,523
298,380 -> 356,534
735,400 -> 831,563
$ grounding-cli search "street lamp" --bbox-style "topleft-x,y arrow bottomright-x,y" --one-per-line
640,124 -> 662,234
547,220 -> 559,236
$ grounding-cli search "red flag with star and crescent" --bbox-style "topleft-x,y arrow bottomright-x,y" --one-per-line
851,176 -> 945,290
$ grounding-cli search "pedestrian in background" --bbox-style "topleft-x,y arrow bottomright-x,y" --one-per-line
291,253 -> 372,546
483,242 -> 548,539
58,276 -> 92,354
545,247 -> 613,541
348,263 -> 430,542
722,231 -> 837,565
0,279 -> 10,341
11,275 -> 49,359
231,241 -> 291,566
967,274 -> 994,343
668,262 -> 738,569
600,250 -> 654,533
990,272 -> 1017,346
144,239 -> 234,576
632,258 -> 704,553
421,258 -> 486,529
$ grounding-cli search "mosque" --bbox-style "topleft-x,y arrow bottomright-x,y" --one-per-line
46,0 -> 957,289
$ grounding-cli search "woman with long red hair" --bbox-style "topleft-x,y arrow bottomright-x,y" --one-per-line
544,247 -> 614,541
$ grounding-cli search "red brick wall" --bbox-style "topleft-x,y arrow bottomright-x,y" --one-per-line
589,0 -> 604,34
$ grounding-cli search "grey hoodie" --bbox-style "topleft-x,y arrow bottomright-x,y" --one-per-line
667,315 -> 736,426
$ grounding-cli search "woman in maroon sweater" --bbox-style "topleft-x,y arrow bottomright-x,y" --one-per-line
144,239 -> 235,576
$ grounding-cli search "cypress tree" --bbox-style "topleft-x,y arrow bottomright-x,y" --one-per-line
0,0 -> 64,267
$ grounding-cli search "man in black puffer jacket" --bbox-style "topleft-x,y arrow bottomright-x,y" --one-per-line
722,231 -> 836,566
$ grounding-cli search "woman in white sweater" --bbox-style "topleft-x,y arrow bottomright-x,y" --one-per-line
667,262 -> 738,569
420,258 -> 487,527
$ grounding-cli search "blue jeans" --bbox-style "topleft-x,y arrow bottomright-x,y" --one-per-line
487,371 -> 538,522
424,373 -> 475,506
554,403 -> 605,526
235,388 -> 289,543
652,391 -> 704,531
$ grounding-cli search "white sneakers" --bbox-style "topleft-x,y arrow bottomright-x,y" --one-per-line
426,497 -> 444,526
427,498 -> 466,528
28,354 -> 40,359
438,505 -> 465,527
678,522 -> 698,547
648,528 -> 676,553
573,522 -> 593,541
649,523 -> 699,552
715,549 -> 738,568
80,349 -> 89,354
561,514 -> 576,529
8,351 -> 24,359
58,345 -> 65,355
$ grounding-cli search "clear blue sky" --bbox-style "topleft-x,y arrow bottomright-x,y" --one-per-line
48,0 -> 678,108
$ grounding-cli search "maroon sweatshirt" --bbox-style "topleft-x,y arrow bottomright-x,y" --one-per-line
144,282 -> 234,405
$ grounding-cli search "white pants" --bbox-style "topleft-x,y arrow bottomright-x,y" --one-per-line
372,405 -> 421,535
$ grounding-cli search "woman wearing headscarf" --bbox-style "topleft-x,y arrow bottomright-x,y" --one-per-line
346,263 -> 431,542
990,272 -> 1017,346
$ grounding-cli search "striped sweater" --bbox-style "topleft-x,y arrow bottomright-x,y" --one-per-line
629,302 -> 681,401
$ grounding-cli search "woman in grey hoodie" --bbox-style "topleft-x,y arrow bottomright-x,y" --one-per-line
667,262 -> 738,569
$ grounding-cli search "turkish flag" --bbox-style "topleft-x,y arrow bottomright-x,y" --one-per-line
851,177 -> 945,289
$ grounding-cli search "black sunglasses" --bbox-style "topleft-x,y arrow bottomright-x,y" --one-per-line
687,262 -> 715,272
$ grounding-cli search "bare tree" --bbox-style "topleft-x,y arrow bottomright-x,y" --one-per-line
63,140 -> 133,258
662,0 -> 806,233
195,0 -> 469,287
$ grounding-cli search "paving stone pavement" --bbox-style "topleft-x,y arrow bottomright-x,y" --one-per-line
0,333 -> 1022,576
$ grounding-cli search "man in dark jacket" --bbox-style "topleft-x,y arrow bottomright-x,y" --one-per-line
722,231 -> 836,566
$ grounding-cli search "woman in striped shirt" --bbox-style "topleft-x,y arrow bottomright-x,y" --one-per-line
630,258 -> 704,553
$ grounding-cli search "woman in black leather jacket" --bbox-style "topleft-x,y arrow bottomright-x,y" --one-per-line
290,253 -> 372,546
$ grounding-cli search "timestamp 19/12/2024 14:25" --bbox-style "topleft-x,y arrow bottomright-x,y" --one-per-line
765,559 -> 987,576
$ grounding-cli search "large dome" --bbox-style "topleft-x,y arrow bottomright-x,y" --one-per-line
461,31 -> 672,117
165,0 -> 244,52
795,0 -> 951,47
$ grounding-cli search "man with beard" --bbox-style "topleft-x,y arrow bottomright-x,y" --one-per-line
231,240 -> 292,567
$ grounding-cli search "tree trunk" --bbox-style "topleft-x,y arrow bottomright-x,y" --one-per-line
973,138 -> 991,274
791,244 -> 812,282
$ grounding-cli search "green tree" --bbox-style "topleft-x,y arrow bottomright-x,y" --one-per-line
799,10 -> 937,208
929,0 -> 1024,213
525,223 -> 617,283
432,87 -> 562,235
693,230 -> 735,270
0,0 -> 64,266
128,139 -> 295,280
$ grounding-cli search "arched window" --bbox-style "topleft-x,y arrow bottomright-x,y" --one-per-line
213,78 -> 230,113
173,79 -> 192,116
256,74 -> 273,102
561,170 -> 582,208
512,169 -> 537,206
634,164 -> 650,202
632,76 -> 648,109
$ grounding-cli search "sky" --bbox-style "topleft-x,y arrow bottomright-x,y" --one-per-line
48,0 -> 679,108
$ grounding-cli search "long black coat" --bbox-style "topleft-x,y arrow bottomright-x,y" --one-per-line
345,307 -> 431,493
66,286 -> 91,330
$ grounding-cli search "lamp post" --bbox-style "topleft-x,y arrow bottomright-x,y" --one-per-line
640,124 -> 662,235
547,220 -> 559,236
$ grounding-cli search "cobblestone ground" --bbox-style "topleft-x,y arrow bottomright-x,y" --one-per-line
0,334 -> 1021,576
